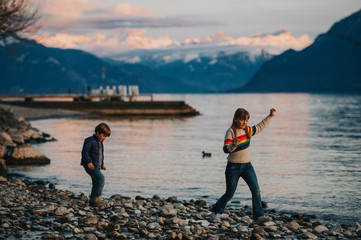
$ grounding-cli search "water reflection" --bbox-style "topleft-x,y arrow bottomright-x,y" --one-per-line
8,93 -> 361,224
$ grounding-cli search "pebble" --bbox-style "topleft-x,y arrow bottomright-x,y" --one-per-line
0,177 -> 359,239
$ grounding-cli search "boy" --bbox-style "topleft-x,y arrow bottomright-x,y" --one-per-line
81,123 -> 111,207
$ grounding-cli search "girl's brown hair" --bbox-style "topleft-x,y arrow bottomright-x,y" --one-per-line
231,108 -> 251,139
95,123 -> 111,137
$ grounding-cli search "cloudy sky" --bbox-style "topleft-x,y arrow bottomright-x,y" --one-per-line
30,0 -> 361,57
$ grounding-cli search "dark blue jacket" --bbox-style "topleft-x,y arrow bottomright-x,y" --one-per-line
81,134 -> 104,168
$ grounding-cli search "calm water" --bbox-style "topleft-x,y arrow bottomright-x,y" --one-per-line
9,94 -> 361,224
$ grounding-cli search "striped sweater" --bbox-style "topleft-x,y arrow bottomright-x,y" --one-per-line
223,115 -> 272,163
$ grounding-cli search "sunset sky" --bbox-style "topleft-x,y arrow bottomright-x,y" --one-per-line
30,0 -> 361,57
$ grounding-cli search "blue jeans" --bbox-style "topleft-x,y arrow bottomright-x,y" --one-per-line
84,166 -> 105,198
212,162 -> 264,220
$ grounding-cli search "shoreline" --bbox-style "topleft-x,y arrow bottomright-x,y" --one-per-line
0,103 -> 91,121
1,175 -> 360,240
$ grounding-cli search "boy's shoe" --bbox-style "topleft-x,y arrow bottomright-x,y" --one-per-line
89,197 -> 102,207
256,215 -> 272,225
211,212 -> 221,221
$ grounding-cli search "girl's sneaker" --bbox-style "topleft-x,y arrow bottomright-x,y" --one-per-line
256,215 -> 272,225
211,212 -> 221,221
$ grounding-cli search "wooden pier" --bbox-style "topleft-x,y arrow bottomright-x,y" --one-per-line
0,94 -> 199,117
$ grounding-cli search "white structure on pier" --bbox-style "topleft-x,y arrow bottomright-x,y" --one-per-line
90,85 -> 141,101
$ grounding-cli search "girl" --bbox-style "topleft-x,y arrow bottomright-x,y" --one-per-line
211,108 -> 276,224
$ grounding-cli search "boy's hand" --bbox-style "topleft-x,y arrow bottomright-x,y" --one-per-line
102,165 -> 107,171
88,162 -> 95,170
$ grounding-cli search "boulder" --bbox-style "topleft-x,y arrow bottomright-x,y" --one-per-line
0,131 -> 15,147
6,144 -> 50,165
22,128 -> 43,141
0,108 -> 22,130
0,158 -> 6,177
0,145 -> 6,159
7,128 -> 25,144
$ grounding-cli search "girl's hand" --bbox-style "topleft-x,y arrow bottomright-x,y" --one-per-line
102,165 -> 107,171
233,138 -> 240,147
269,108 -> 276,117
88,162 -> 95,170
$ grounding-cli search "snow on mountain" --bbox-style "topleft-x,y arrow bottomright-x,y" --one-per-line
111,29 -> 311,65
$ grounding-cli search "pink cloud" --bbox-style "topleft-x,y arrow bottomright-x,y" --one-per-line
183,29 -> 311,51
112,4 -> 152,16
40,0 -> 98,18
32,28 -> 311,57
226,29 -> 312,49
32,29 -> 181,56
184,31 -> 231,44
33,33 -> 92,48
125,29 -> 179,49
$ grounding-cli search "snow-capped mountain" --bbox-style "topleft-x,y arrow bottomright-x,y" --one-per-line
110,29 -> 310,65
237,9 -> 361,93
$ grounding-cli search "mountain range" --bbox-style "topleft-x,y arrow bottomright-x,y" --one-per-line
237,9 -> 361,93
0,41 -> 192,94
1,40 -> 273,94
1,9 -> 360,94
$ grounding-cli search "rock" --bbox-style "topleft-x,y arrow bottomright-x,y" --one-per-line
194,199 -> 207,206
85,217 -> 98,225
85,233 -> 98,240
0,176 -> 7,183
167,196 -> 178,202
237,225 -> 249,233
83,227 -> 97,233
7,128 -> 24,144
54,206 -> 69,216
221,220 -> 231,228
152,195 -> 161,200
314,225 -> 328,234
14,230 -> 23,238
147,222 -> 161,230
0,131 -> 15,146
173,203 -> 186,210
301,231 -> 319,239
356,222 -> 361,234
208,235 -> 219,240
344,230 -> 352,237
41,233 -> 60,239
170,231 -> 182,239
285,220 -> 300,232
0,144 -> 6,158
194,225 -> 206,235
251,233 -> 264,240
262,221 -> 276,227
253,227 -> 267,236
7,144 -> 50,165
241,215 -> 253,224
0,158 -> 6,177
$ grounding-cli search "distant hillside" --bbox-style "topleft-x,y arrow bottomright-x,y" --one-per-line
0,41 -> 194,94
236,9 -> 361,93
108,48 -> 274,92
151,50 -> 273,92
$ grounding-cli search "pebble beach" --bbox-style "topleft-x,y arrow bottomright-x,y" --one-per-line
1,176 -> 361,240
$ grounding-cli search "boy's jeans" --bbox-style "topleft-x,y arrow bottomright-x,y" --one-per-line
212,162 -> 264,220
84,166 -> 105,198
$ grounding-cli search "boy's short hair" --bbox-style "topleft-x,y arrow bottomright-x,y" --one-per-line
95,123 -> 111,137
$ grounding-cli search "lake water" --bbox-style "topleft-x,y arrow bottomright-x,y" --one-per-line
9,93 -> 361,225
